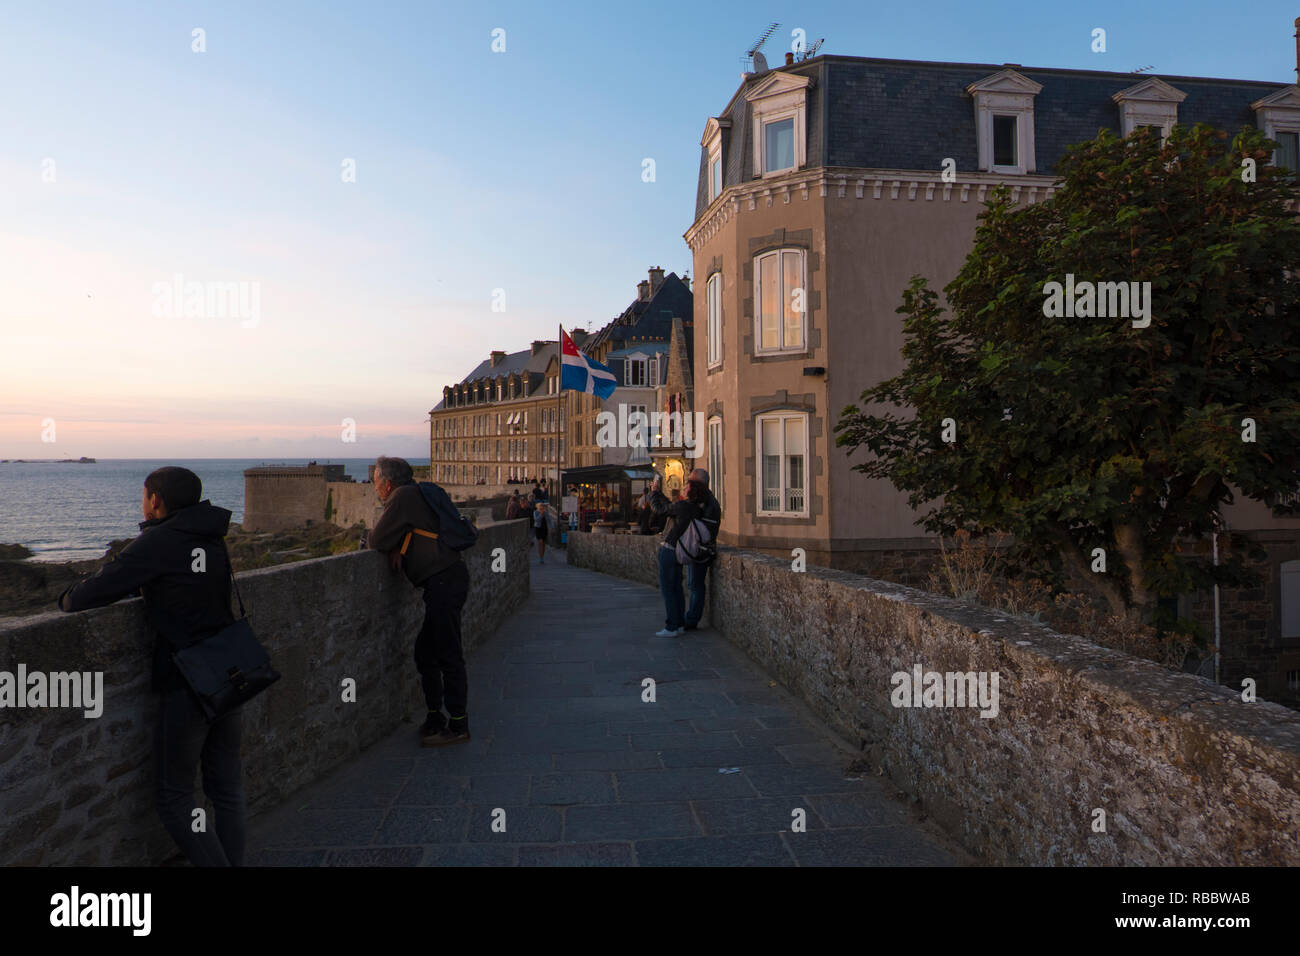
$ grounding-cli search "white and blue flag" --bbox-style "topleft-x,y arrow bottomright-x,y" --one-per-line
559,326 -> 617,398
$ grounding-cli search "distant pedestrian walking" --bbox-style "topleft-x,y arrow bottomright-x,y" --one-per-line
368,456 -> 472,747
534,501 -> 550,563
505,491 -> 522,520
57,466 -> 249,866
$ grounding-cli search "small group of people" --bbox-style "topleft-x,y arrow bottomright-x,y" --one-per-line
505,479 -> 553,563
645,468 -> 722,638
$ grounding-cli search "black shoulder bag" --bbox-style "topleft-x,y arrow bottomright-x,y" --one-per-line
171,544 -> 281,721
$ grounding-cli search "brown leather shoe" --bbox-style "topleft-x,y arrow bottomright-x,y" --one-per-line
421,728 -> 471,747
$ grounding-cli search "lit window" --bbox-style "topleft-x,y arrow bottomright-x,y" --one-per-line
754,249 -> 805,353
764,117 -> 794,173
757,413 -> 806,516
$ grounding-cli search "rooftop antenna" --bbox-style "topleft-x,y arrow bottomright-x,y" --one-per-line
743,22 -> 779,75
1131,64 -> 1155,73
799,38 -> 824,61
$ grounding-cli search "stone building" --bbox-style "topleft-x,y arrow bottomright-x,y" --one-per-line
566,266 -> 694,471
242,464 -> 345,532
430,339 -> 565,488
685,39 -> 1300,698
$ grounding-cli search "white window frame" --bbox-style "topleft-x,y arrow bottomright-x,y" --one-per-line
1253,86 -> 1300,172
707,272 -> 723,368
755,412 -> 808,517
707,417 -> 723,511
701,115 -> 730,202
753,248 -> 807,354
1112,78 -> 1186,144
745,72 -> 809,180
967,69 -> 1042,176
625,356 -> 647,387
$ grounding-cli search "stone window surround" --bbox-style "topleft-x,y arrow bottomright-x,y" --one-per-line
745,71 -> 810,179
1252,86 -> 1300,170
701,117 -> 730,206
742,228 -> 822,362
706,269 -> 724,370
743,391 -> 822,525
966,69 -> 1042,176
706,413 -> 724,512
1112,77 -> 1187,142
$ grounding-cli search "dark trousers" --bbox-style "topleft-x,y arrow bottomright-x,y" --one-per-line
416,562 -> 471,726
154,687 -> 245,867
658,545 -> 710,630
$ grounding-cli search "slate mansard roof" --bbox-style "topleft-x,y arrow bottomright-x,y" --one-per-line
431,342 -> 557,412
695,55 -> 1287,220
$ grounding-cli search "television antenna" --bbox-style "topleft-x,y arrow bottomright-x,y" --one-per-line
798,38 -> 824,61
742,22 -> 779,74
1131,64 -> 1155,73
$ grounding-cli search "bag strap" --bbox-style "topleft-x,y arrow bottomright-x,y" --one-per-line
220,540 -> 246,619
400,527 -> 440,556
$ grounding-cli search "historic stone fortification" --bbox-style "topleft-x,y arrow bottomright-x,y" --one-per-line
242,465 -> 345,532
0,520 -> 530,866
568,531 -> 1300,865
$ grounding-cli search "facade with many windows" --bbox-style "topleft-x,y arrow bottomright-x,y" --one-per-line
686,48 -> 1300,698
429,340 -> 564,488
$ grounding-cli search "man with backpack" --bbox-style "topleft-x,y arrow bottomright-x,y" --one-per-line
647,468 -> 721,637
368,456 -> 473,746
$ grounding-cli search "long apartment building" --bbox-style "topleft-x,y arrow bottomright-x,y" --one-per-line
429,339 -> 566,487
685,32 -> 1300,695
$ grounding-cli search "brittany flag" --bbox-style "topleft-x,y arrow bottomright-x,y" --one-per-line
559,326 -> 617,398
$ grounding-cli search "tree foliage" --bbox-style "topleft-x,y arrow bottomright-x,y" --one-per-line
835,124 -> 1300,620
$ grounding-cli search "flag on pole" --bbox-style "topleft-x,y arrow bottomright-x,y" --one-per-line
559,326 -> 617,398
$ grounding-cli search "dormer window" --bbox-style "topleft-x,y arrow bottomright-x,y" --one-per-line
1112,77 -> 1186,143
1253,85 -> 1300,174
967,69 -> 1042,175
744,71 -> 810,179
702,116 -> 730,203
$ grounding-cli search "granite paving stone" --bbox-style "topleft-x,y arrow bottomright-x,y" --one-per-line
245,550 -> 964,866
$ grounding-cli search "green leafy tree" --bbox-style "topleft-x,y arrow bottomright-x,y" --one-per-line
835,124 -> 1300,621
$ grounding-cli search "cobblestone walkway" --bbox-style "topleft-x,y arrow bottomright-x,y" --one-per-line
247,549 -> 964,866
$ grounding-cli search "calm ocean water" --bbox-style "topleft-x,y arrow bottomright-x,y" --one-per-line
0,459 -> 378,562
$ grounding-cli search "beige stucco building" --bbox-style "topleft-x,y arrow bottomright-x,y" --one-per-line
685,48 -> 1300,695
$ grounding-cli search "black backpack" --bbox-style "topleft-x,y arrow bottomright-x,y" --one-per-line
416,482 -> 479,551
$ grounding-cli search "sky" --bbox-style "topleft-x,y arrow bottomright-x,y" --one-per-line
1,0 -> 1296,459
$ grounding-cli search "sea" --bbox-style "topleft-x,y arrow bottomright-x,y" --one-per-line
0,459 -> 380,562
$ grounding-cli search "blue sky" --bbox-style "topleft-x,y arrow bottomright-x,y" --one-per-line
1,0 -> 1295,458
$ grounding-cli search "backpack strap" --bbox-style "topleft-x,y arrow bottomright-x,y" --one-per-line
400,527 -> 440,556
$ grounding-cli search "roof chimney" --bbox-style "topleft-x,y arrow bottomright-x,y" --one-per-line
785,52 -> 794,66
530,340 -> 547,356
648,266 -> 665,294
681,273 -> 691,291
490,349 -> 506,366
637,279 -> 651,302
571,328 -> 589,347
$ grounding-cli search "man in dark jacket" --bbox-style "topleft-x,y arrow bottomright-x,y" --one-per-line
57,466 -> 246,867
647,468 -> 721,637
367,456 -> 471,746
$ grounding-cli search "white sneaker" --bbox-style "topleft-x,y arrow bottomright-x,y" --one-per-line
653,627 -> 684,638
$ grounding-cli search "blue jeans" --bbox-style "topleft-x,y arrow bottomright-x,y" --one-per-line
657,545 -> 685,630
686,560 -> 708,628
658,546 -> 710,630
